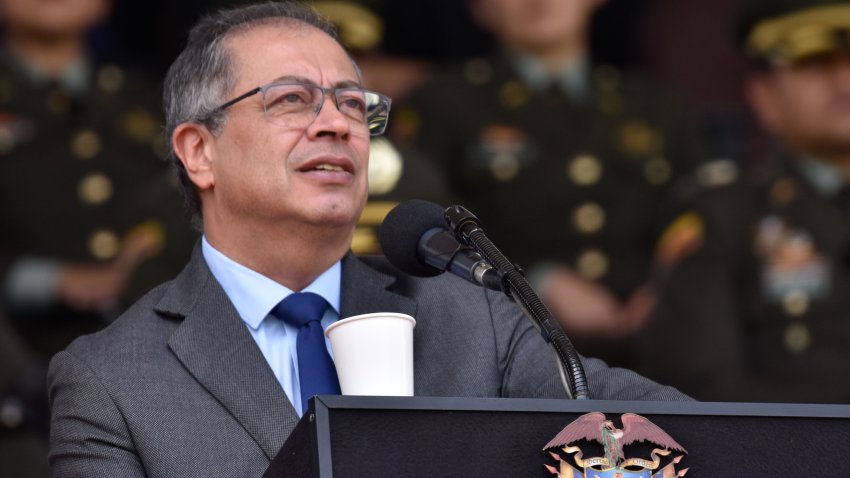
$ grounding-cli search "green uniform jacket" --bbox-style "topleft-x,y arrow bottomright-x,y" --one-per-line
398,56 -> 706,300
0,53 -> 196,358
643,157 -> 850,403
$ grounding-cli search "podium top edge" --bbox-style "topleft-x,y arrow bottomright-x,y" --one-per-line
311,395 -> 850,419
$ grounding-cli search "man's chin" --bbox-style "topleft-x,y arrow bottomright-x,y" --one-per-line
803,137 -> 850,160
304,202 -> 362,229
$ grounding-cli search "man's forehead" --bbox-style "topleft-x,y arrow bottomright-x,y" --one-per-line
225,22 -> 358,84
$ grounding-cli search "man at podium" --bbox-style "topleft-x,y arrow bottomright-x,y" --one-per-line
47,2 -> 688,477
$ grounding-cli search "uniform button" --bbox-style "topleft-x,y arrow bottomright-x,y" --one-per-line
88,229 -> 120,260
644,157 -> 672,185
71,129 -> 102,160
784,322 -> 811,354
97,65 -> 125,93
490,153 -> 520,182
782,290 -> 810,316
120,108 -> 159,143
572,202 -> 606,234
498,80 -> 530,109
367,138 -> 403,195
619,121 -> 662,156
770,177 -> 797,206
77,173 -> 113,205
567,154 -> 603,186
576,248 -> 609,280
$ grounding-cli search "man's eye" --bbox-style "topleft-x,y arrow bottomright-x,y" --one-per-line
341,98 -> 366,112
267,89 -> 311,109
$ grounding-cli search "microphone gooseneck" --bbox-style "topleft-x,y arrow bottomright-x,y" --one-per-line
380,199 -> 589,400
444,205 -> 590,400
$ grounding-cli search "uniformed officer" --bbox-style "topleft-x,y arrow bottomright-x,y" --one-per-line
642,0 -> 850,403
0,0 -> 196,471
395,0 -> 707,365
0,0 -> 196,350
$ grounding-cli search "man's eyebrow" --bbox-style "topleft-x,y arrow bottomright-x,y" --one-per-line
333,79 -> 362,88
267,75 -> 362,88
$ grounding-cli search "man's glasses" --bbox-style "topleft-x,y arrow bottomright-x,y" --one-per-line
202,82 -> 392,136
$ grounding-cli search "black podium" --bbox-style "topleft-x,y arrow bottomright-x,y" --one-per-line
264,396 -> 850,477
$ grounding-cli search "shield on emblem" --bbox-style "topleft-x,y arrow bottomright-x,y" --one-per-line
587,468 -> 651,478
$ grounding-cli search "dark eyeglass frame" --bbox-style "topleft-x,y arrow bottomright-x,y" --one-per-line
199,81 -> 392,136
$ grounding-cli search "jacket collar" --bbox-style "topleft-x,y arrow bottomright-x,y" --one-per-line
154,245 -> 415,459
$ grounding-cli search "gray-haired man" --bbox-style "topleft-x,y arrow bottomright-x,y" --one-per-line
48,2 -> 686,476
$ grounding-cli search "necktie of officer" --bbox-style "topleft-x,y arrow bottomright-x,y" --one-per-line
271,292 -> 341,414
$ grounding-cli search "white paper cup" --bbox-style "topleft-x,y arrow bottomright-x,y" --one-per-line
325,312 -> 416,396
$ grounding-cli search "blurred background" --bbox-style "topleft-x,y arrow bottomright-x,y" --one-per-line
4,0 -> 850,475
109,0 -> 759,161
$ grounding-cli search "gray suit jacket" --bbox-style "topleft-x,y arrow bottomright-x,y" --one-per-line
48,246 -> 686,477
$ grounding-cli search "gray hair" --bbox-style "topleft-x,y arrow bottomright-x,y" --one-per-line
163,1 -> 339,228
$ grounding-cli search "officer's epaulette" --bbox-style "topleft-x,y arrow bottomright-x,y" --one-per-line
670,158 -> 740,203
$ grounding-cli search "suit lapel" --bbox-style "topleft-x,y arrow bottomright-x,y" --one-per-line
339,253 -> 416,319
156,245 -> 298,460
154,249 -> 414,460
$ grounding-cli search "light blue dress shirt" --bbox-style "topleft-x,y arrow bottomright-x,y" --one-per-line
201,237 -> 341,416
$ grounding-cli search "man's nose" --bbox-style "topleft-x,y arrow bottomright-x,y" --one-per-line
308,92 -> 351,137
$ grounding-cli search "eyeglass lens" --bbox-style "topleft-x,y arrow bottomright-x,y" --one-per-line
262,84 -> 390,135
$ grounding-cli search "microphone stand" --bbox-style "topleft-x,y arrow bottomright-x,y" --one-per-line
445,205 -> 590,400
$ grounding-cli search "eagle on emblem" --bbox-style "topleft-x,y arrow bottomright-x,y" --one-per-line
543,412 -> 686,466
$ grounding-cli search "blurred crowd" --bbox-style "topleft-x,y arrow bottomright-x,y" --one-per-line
3,0 -> 850,475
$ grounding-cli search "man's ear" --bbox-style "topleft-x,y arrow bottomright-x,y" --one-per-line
172,123 -> 216,190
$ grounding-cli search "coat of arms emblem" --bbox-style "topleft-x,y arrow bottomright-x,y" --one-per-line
543,412 -> 688,477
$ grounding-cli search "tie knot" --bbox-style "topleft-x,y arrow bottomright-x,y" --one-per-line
272,292 -> 328,328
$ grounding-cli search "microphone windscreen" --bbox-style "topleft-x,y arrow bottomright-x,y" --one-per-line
379,199 -> 446,277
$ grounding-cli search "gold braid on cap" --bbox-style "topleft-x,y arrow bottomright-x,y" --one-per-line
313,1 -> 383,52
747,4 -> 850,64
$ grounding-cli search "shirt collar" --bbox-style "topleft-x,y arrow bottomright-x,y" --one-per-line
201,236 -> 341,330
510,53 -> 590,101
796,156 -> 846,196
3,45 -> 91,95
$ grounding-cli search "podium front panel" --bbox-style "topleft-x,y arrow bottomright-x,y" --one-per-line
269,396 -> 850,477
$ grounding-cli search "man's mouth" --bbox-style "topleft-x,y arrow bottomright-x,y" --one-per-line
312,164 -> 346,172
298,156 -> 355,175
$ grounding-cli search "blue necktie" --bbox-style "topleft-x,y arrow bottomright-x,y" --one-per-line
272,292 -> 341,414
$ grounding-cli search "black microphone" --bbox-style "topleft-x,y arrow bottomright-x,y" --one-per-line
379,199 -> 503,291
